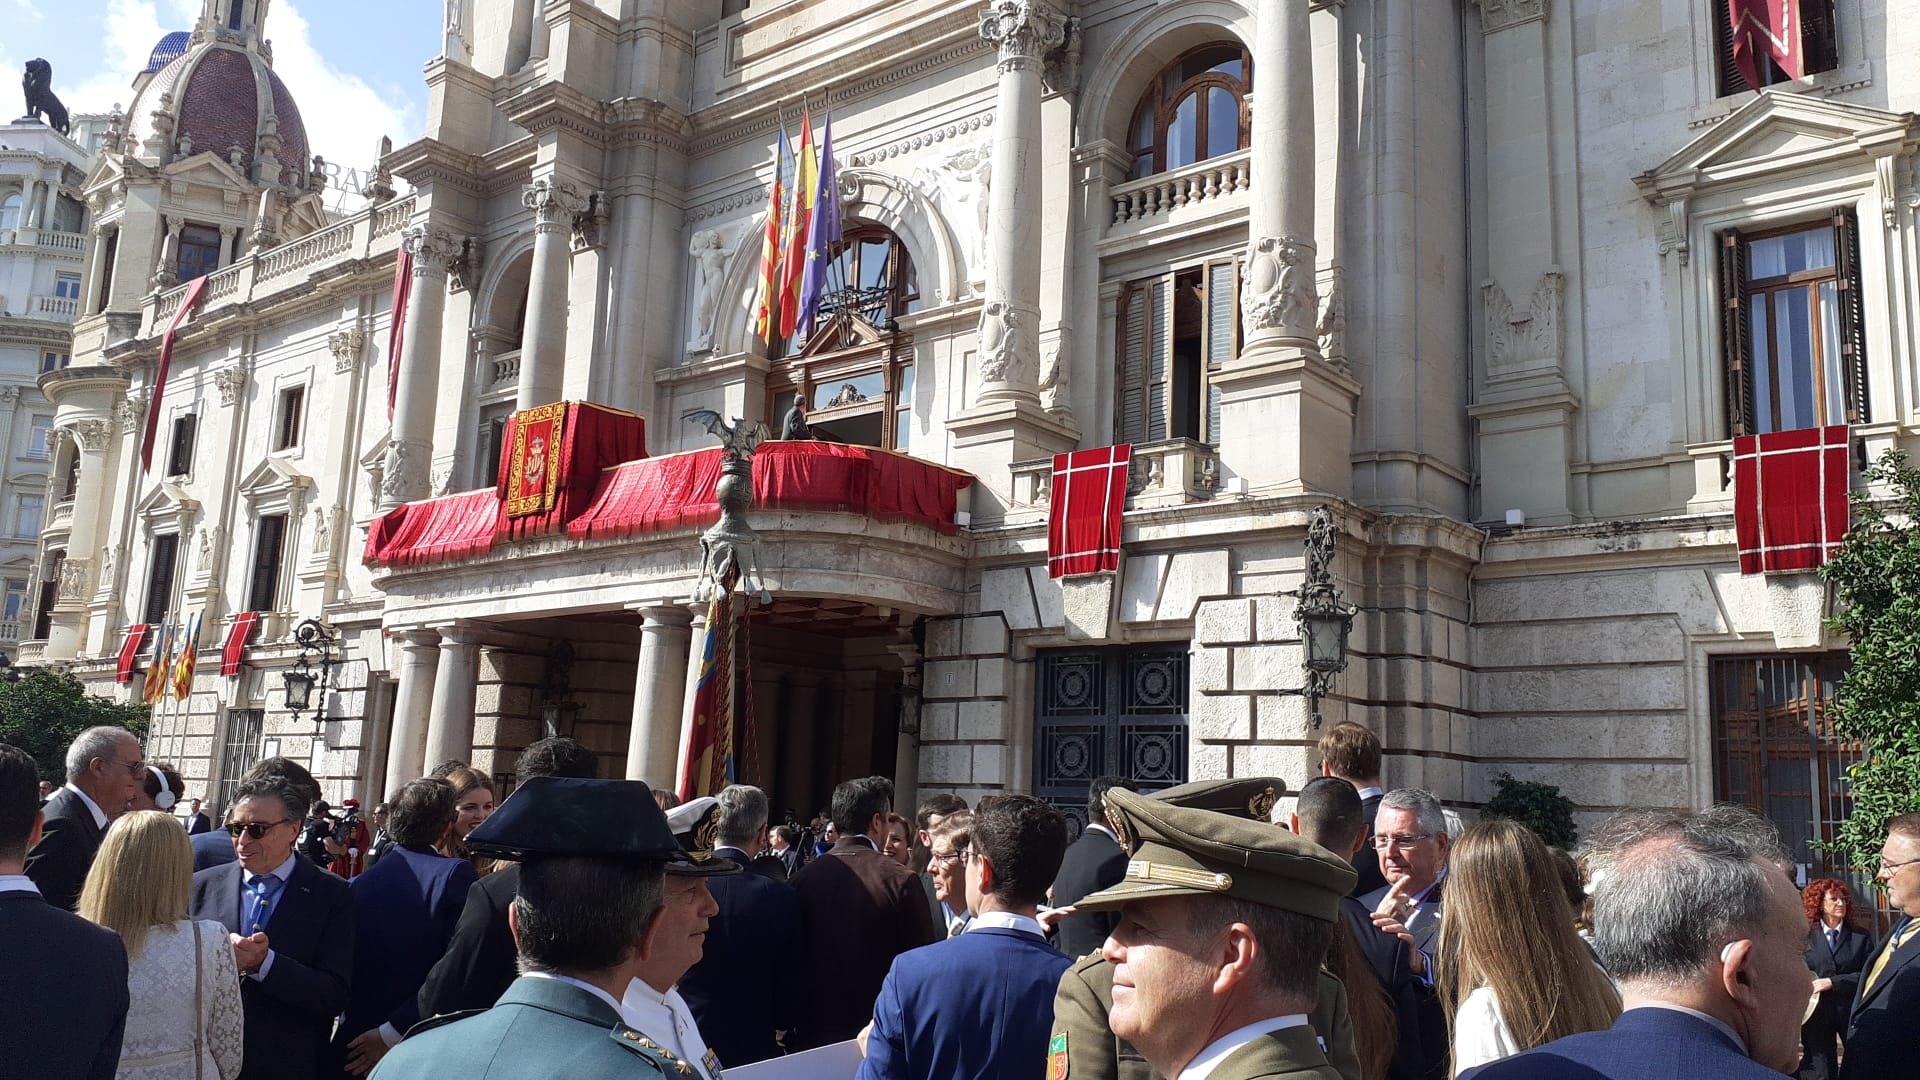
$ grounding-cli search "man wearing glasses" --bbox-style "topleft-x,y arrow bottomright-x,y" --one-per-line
1357,788 -> 1451,962
25,724 -> 144,910
1843,813 -> 1920,1079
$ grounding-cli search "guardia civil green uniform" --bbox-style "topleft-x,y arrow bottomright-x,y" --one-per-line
1047,778 -> 1359,1080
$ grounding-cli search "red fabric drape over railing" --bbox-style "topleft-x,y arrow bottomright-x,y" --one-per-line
143,276 -> 209,473
496,402 -> 648,542
221,612 -> 261,678
115,624 -> 151,684
1733,424 -> 1850,574
1048,444 -> 1132,578
364,489 -> 503,567
386,248 -> 412,420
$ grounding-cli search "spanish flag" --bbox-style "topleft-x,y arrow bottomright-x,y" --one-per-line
171,612 -> 200,701
751,128 -> 795,346
677,575 -> 737,801
777,108 -> 818,340
142,614 -> 172,705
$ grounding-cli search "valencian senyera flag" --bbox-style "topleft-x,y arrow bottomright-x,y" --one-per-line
143,613 -> 173,705
678,571 -> 738,802
1729,0 -> 1804,90
794,110 -> 842,342
171,611 -> 200,701
752,127 -> 795,345
777,106 -> 818,340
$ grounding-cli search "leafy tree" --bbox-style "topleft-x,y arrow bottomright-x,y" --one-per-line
1484,771 -> 1579,850
0,671 -> 151,782
1821,449 -> 1920,872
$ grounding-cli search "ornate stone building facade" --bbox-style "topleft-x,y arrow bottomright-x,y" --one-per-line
29,0 -> 1920,875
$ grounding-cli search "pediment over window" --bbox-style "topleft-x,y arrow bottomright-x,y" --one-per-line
162,151 -> 254,191
1636,92 -> 1918,205
795,309 -> 887,358
135,481 -> 201,524
238,456 -> 313,512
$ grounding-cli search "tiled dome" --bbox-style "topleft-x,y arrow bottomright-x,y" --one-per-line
127,42 -> 311,185
144,31 -> 190,74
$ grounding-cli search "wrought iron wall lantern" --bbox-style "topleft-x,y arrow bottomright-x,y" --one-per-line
1277,505 -> 1358,728
540,640 -> 583,738
284,618 -> 340,729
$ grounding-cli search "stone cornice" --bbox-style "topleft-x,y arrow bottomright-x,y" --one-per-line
607,98 -> 697,153
38,364 -> 130,404
0,318 -> 74,349
387,137 -> 494,198
499,81 -> 618,148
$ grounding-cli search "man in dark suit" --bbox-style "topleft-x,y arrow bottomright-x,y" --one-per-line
676,785 -> 807,1068
415,735 -> 600,1020
0,741 -> 130,1079
192,757 -> 324,871
1318,721 -> 1387,898
336,778 -> 478,1076
1843,813 -> 1920,1079
789,775 -> 936,1048
192,776 -> 355,1080
860,795 -> 1072,1080
1356,789 -> 1449,958
1464,807 -> 1814,1080
1049,775 -> 1131,959
187,798 -> 213,835
913,793 -> 968,931
26,725 -> 145,910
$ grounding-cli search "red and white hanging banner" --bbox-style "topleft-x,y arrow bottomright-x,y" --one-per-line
1729,0 -> 1804,90
141,275 -> 209,474
386,247 -> 414,420
1733,424 -> 1849,575
1048,444 -> 1132,579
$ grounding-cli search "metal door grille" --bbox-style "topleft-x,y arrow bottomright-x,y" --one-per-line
1035,646 -> 1190,836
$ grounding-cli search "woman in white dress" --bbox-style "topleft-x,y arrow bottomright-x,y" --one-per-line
1437,819 -> 1620,1076
79,809 -> 243,1080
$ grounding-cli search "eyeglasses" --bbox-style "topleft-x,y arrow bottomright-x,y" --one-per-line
1878,856 -> 1920,876
105,756 -> 146,776
930,849 -> 967,867
226,819 -> 293,840
1372,832 -> 1435,850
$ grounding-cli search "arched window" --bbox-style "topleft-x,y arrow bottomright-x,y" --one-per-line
0,193 -> 21,231
1127,43 -> 1252,180
770,226 -> 921,451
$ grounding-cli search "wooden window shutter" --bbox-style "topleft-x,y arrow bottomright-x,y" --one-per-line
1833,205 -> 1869,423
1201,258 -> 1238,445
1802,0 -> 1840,76
248,515 -> 286,614
1714,0 -> 1748,97
143,533 -> 178,626
1116,283 -> 1148,443
1719,230 -> 1755,438
1145,276 -> 1172,442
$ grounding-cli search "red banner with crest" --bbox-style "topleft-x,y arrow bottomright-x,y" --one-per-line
504,402 -> 568,517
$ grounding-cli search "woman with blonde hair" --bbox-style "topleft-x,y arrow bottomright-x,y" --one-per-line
1438,818 -> 1621,1075
434,766 -> 497,875
80,809 -> 243,1080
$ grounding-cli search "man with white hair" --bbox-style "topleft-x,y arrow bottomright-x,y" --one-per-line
1462,806 -> 1813,1079
26,725 -> 144,911
1356,788 -> 1450,957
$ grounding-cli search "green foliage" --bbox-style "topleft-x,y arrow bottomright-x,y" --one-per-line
1821,449 -> 1920,873
0,671 -> 151,782
1484,771 -> 1579,850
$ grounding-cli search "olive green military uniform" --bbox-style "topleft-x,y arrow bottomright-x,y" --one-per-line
1050,952 -> 1360,1080
371,976 -> 693,1080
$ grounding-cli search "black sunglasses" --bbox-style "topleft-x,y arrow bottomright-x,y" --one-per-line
225,819 -> 293,840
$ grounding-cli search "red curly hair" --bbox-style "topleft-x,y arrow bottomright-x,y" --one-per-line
1803,878 -> 1861,929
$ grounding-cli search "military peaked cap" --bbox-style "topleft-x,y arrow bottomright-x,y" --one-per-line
464,777 -> 683,863
661,795 -> 741,877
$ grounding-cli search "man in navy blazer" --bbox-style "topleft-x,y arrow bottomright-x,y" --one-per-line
192,776 -> 354,1080
677,784 -> 807,1068
26,725 -> 145,910
1843,813 -> 1920,1079
336,777 -> 478,1076
1049,775 -> 1131,959
859,794 -> 1072,1080
1463,807 -> 1814,1080
0,742 -> 129,1080
191,756 -> 324,871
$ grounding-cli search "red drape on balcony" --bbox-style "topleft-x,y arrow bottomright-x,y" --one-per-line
364,489 -> 503,567
220,612 -> 262,677
495,401 -> 649,542
1048,444 -> 1132,578
1733,424 -> 1850,574
115,624 -> 152,684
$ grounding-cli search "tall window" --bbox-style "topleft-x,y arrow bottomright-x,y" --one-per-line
32,553 -> 58,639
143,533 -> 179,625
1115,258 -> 1239,445
14,494 -> 43,537
215,709 -> 264,813
26,417 -> 53,460
767,227 -> 920,451
176,223 -> 222,283
1718,210 -> 1866,436
247,514 -> 286,613
274,386 -> 306,451
1,579 -> 27,633
476,406 -> 511,488
1715,0 -> 1839,96
54,272 -> 81,300
1127,43 -> 1252,180
96,230 -> 120,313
166,414 -> 198,477
0,193 -> 19,231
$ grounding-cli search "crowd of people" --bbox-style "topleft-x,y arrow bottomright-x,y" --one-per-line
4,719 -> 1920,1080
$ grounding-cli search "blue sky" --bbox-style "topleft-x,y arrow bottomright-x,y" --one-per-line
4,0 -> 441,175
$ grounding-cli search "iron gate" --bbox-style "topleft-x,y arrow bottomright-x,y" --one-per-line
1034,645 -> 1190,836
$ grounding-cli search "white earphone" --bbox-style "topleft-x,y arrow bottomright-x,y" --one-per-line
148,765 -> 177,811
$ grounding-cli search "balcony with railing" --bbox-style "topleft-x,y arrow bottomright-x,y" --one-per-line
0,228 -> 86,255
1004,437 -> 1223,527
0,618 -> 21,644
44,497 -> 74,535
31,294 -> 77,321
1105,150 -> 1251,240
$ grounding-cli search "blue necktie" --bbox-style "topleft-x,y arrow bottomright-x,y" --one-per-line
245,874 -> 285,935
1828,927 -> 1840,953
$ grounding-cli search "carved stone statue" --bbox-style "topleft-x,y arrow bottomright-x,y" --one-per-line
683,410 -> 772,603
22,60 -> 70,136
688,228 -> 731,348
363,135 -> 395,204
936,145 -> 992,276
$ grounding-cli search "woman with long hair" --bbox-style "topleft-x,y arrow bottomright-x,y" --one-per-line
1438,819 -> 1621,1075
1327,917 -> 1398,1080
434,766 -> 496,875
80,810 -> 243,1080
1799,878 -> 1875,1080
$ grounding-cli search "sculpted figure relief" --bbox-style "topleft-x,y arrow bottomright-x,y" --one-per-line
688,228 -> 732,349
936,145 -> 992,276
1241,235 -> 1316,336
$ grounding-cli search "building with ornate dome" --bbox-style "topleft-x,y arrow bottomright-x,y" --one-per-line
25,0 -> 1920,887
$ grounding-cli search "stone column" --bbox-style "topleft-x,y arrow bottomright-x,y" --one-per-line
887,642 -> 923,819
37,179 -> 57,232
974,1 -> 1067,406
154,218 -> 185,289
422,622 -> 482,770
383,629 -> 441,784
42,419 -> 114,660
218,225 -> 239,269
624,605 -> 694,787
516,178 -> 586,413
381,226 -> 458,508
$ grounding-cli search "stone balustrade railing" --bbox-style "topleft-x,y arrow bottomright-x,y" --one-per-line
36,231 -> 85,253
1109,150 -> 1251,228
46,498 -> 74,533
151,195 -> 417,329
1003,437 -> 1223,527
0,618 -> 21,643
14,639 -> 45,664
490,350 -> 522,390
32,294 -> 77,320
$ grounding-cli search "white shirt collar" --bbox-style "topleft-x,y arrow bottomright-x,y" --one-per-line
621,979 -> 714,1079
1626,1003 -> 1747,1054
63,783 -> 109,830
1356,786 -> 1385,800
524,972 -> 628,1021
966,910 -> 1046,937
1177,1015 -> 1310,1080
0,874 -> 40,896
1085,822 -> 1118,842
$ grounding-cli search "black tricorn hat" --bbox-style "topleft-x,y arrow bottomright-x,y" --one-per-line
464,777 -> 682,863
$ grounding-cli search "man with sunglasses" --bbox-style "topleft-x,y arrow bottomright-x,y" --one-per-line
1842,813 -> 1920,1079
26,724 -> 144,911
191,775 -> 354,1080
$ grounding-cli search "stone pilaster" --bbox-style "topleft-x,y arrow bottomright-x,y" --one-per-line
516,177 -> 588,413
381,226 -> 460,509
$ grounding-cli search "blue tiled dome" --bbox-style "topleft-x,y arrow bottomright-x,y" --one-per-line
144,31 -> 190,74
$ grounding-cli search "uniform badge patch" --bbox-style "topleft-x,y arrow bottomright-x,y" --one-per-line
1049,1032 -> 1069,1080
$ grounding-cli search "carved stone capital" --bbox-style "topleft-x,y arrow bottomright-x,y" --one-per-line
381,438 -> 432,507
0,385 -> 19,405
1476,0 -> 1547,33
401,225 -> 463,277
980,0 -> 1069,73
328,328 -> 366,373
70,419 -> 113,451
524,179 -> 589,236
570,192 -> 608,253
1241,235 -> 1319,336
213,366 -> 249,407
113,394 -> 145,435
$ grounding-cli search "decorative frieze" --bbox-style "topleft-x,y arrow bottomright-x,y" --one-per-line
1482,270 -> 1564,376
1477,0 -> 1547,33
56,557 -> 90,603
851,114 -> 994,168
214,366 -> 249,407
70,419 -> 113,451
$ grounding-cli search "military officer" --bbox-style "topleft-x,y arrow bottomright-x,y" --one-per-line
369,777 -> 733,1080
1053,783 -> 1358,1080
1050,778 -> 1361,1080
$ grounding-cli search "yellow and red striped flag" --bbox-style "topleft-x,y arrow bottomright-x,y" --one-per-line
751,128 -> 795,346
171,612 -> 200,701
142,614 -> 173,705
777,108 -> 818,340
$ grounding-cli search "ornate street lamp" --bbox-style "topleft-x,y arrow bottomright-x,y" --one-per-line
284,618 -> 339,730
540,640 -> 582,738
1278,505 -> 1358,728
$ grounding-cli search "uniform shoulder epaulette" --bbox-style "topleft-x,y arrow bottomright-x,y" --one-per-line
402,1010 -> 486,1040
609,1026 -> 693,1074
